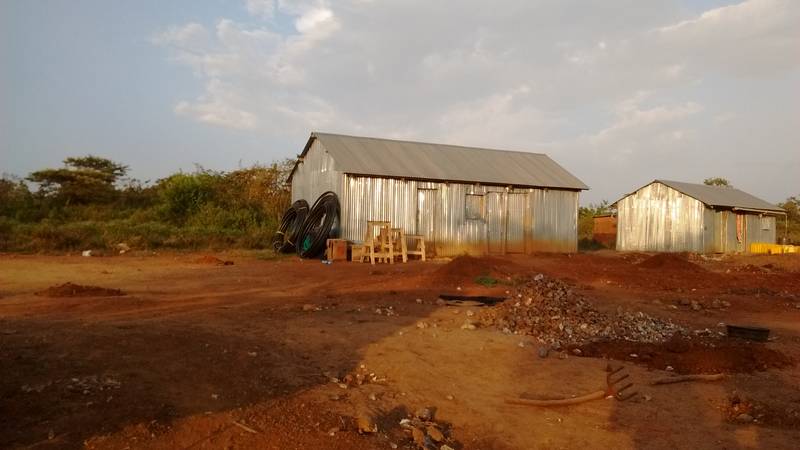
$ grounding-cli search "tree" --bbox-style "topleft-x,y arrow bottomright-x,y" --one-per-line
0,175 -> 33,218
578,200 -> 612,241
27,155 -> 129,205
703,177 -> 731,187
777,196 -> 800,244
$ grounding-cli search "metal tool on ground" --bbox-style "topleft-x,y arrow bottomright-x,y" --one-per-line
726,324 -> 770,342
505,364 -> 636,407
438,294 -> 506,306
606,364 -> 637,401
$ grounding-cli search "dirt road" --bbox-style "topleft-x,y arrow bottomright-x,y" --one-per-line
1,252 -> 799,449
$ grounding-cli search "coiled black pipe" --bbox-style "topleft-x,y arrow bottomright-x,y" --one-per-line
271,199 -> 309,253
296,191 -> 340,258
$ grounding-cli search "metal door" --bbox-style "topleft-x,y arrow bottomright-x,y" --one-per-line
714,212 -> 725,253
486,192 -> 504,254
736,213 -> 746,253
417,189 -> 437,254
506,193 -> 526,253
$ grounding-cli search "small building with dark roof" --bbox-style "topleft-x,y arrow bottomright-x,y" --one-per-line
614,179 -> 785,253
288,132 -> 588,255
592,213 -> 617,248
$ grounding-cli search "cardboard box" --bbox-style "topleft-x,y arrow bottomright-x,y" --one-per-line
326,239 -> 349,261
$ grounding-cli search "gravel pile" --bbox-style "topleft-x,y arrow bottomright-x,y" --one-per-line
479,274 -> 684,345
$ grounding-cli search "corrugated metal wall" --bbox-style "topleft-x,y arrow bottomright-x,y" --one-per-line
339,178 -> 489,255
339,175 -> 419,244
337,177 -> 577,256
616,182 -> 705,252
703,208 -> 716,253
705,210 -> 776,253
506,193 -> 527,253
618,182 -> 778,253
290,139 -> 342,203
529,189 -> 579,252
745,214 -> 776,248
291,140 -> 580,256
724,212 -> 737,252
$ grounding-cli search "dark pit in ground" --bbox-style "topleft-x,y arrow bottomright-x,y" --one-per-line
573,336 -> 793,374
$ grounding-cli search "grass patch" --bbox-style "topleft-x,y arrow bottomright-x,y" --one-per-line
475,275 -> 499,287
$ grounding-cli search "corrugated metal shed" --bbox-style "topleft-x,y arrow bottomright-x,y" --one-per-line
634,180 -> 783,213
615,180 -> 780,253
289,132 -> 586,256
289,132 -> 588,190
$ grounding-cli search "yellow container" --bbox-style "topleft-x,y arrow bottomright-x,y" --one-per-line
749,242 -> 797,254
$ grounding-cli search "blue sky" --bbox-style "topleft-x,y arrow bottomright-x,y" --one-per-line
1,0 -> 283,183
2,0 -> 798,203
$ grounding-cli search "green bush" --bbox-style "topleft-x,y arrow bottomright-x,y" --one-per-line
475,275 -> 499,287
157,172 -> 220,223
0,158 -> 293,253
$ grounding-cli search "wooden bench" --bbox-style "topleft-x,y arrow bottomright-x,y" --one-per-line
351,221 -> 391,264
405,234 -> 426,261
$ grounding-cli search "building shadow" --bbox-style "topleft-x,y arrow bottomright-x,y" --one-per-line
0,260 -> 445,449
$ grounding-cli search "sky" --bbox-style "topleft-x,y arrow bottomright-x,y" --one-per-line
1,0 -> 798,204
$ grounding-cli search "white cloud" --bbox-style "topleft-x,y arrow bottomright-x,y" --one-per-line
437,85 -> 561,149
174,79 -> 258,130
655,0 -> 800,75
151,23 -> 209,51
295,7 -> 334,33
244,0 -> 275,19
153,0 -> 800,202
590,92 -> 703,146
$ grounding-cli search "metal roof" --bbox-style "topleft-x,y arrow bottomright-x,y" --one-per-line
292,132 -> 588,190
624,179 -> 784,213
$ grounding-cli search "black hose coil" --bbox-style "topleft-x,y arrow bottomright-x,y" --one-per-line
296,191 -> 340,258
272,199 -> 310,253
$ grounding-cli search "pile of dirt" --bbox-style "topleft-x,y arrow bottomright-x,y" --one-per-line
395,407 -> 456,449
431,255 -> 517,284
194,255 -> 234,266
722,394 -> 800,429
637,253 -> 705,271
573,336 -> 793,374
35,282 -> 125,298
479,274 -> 684,345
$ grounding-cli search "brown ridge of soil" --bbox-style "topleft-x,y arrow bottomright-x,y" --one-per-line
574,336 -> 793,375
431,255 -> 519,284
637,253 -> 705,272
86,398 -> 384,450
193,255 -> 234,265
35,282 -> 126,298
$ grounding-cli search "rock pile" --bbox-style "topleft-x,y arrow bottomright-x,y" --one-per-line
479,274 -> 684,345
65,375 -> 122,395
327,364 -> 387,389
399,407 -> 455,450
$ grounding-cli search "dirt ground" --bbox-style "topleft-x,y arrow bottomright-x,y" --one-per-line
1,251 -> 799,449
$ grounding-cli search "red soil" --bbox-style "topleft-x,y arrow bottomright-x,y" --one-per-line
35,282 -> 125,298
194,255 -> 234,265
637,253 -> 705,272
574,336 -> 793,375
431,255 -> 519,284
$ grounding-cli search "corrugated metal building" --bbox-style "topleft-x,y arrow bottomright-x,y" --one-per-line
615,180 -> 785,253
288,132 -> 588,256
592,214 -> 617,248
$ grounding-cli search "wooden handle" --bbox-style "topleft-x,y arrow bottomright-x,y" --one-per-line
651,373 -> 724,385
505,390 -> 606,407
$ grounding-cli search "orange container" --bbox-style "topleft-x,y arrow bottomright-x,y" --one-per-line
326,239 -> 349,261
